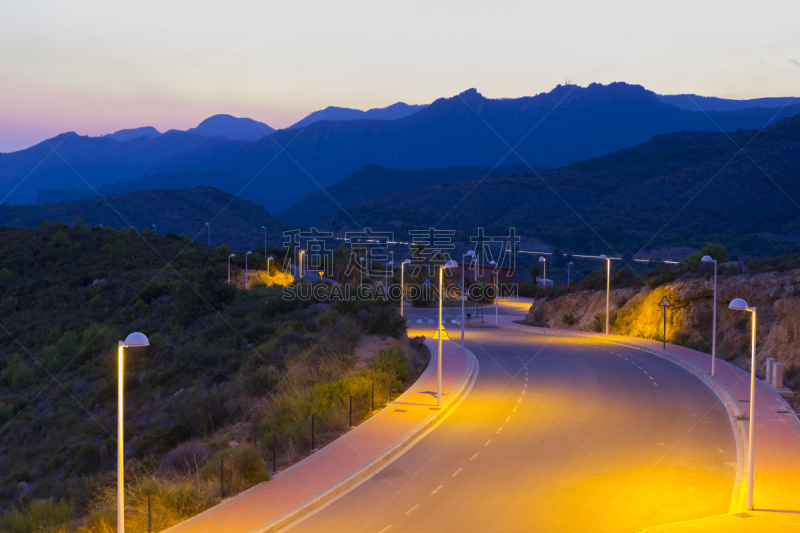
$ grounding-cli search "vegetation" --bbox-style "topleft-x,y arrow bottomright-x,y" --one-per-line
0,223 -> 420,529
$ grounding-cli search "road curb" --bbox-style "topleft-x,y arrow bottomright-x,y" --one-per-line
255,339 -> 479,533
493,322 -> 749,513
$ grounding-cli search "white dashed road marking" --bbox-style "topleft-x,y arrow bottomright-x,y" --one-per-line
379,526 -> 392,533
405,505 -> 419,515
431,485 -> 443,495
496,427 -> 503,434
470,453 -> 479,461
452,468 -> 462,477
485,439 -> 492,446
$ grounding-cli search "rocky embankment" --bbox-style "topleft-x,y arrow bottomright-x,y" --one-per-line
525,268 -> 800,376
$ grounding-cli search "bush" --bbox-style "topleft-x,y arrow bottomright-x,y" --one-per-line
2,296 -> 18,315
562,313 -> 576,325
369,346 -> 412,383
2,354 -> 35,390
162,440 -> 209,473
48,231 -> 71,247
368,307 -> 408,338
593,320 -> 603,333
0,498 -> 73,532
89,295 -> 104,310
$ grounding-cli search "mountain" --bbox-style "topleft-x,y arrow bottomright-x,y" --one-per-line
140,83 -> 800,214
186,114 -> 275,141
0,131 -> 225,200
104,126 -> 161,141
279,163 -> 537,227
657,94 -> 797,112
0,186 -> 286,250
286,102 -> 428,130
328,114 -> 800,256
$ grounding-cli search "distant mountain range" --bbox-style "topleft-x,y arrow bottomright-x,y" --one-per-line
3,83 -> 799,215
104,114 -> 275,142
0,186 -> 285,250
286,102 -> 428,130
327,114 -> 800,254
655,94 -> 797,112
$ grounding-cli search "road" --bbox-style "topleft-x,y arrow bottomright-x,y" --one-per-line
285,303 -> 737,533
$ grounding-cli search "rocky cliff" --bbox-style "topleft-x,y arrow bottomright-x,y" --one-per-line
525,268 -> 800,374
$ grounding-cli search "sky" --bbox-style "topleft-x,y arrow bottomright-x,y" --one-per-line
0,0 -> 798,153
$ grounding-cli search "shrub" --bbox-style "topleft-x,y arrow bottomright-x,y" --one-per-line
368,307 -> 408,338
369,346 -> 412,383
2,354 -> 35,390
89,295 -> 104,310
617,295 -> 629,308
2,296 -> 18,315
0,498 -> 73,532
40,219 -> 51,228
162,440 -> 209,473
48,231 -> 71,247
593,320 -> 603,333
0,268 -> 12,284
562,313 -> 576,325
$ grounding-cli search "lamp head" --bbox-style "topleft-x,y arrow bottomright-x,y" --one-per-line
728,298 -> 750,311
360,257 -> 364,262
261,226 -> 266,229
465,250 -> 475,257
489,260 -> 497,266
229,253 -> 235,258
387,260 -> 394,266
538,256 -> 545,263
568,261 -> 574,266
444,260 -> 458,269
701,255 -> 715,263
246,251 -> 252,255
268,256 -> 273,260
205,222 -> 209,226
403,259 -> 411,265
599,254 -> 608,260
122,332 -> 149,348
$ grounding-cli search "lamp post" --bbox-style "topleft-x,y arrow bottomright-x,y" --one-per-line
205,222 -> 210,246
267,256 -> 273,287
401,259 -> 410,316
489,260 -> 498,324
262,226 -> 267,258
386,261 -> 393,293
438,259 -> 459,406
461,250 -> 475,350
228,253 -> 235,284
359,257 -> 364,286
151,224 -> 156,235
117,332 -> 150,533
245,251 -> 252,289
539,256 -> 546,294
728,297 -> 757,511
299,251 -> 305,280
702,255 -> 718,376
567,261 -> 574,288
599,254 -> 610,337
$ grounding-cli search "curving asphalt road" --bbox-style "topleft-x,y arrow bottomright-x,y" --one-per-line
284,305 -> 737,533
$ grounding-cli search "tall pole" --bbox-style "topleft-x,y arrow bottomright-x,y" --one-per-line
359,257 -> 363,286
567,263 -> 571,287
461,257 -> 466,349
663,306 -> 667,350
117,343 -> 124,533
262,226 -> 267,258
747,307 -> 757,511
711,260 -> 718,376
400,262 -> 405,316
246,252 -> 252,289
152,224 -> 156,235
206,222 -> 210,246
605,257 -> 610,338
267,257 -> 272,287
437,266 -> 443,407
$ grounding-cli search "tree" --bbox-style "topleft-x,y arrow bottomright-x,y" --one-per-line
530,265 -> 541,282
701,243 -> 727,263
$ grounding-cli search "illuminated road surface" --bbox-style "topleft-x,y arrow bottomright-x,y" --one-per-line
286,309 -> 737,533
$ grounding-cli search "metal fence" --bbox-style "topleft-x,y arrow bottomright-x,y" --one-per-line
267,374 -> 395,472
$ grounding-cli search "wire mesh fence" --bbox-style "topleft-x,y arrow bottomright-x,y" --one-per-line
267,374 -> 395,473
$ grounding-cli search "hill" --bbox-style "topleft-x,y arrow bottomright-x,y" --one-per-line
104,126 -> 161,142
286,102 -> 428,129
0,186 -> 286,250
0,131 -> 224,200
329,115 -> 800,257
186,114 -> 275,141
279,163 -> 536,227
656,94 -> 796,112
140,83 -> 800,213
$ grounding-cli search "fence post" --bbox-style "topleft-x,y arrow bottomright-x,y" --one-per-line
387,377 -> 391,406
371,382 -> 375,411
220,457 -> 224,500
311,414 -> 315,450
349,395 -> 353,427
272,433 -> 276,472
148,492 -> 152,533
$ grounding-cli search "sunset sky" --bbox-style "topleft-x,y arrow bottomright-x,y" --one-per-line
1,0 -> 797,152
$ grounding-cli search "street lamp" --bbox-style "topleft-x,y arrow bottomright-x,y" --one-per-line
245,251 -> 252,289
386,261 -> 393,292
205,222 -> 210,246
228,253 -> 235,284
490,260 -> 498,325
151,224 -> 156,235
567,261 -> 574,288
728,297 -> 757,511
299,251 -> 305,279
117,332 -> 149,533
599,254 -> 610,337
702,255 -> 718,376
438,259 -> 459,406
400,259 -> 410,316
538,256 -> 546,294
359,256 -> 364,286
267,256 -> 273,287
262,226 -> 267,258
461,250 -> 475,350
